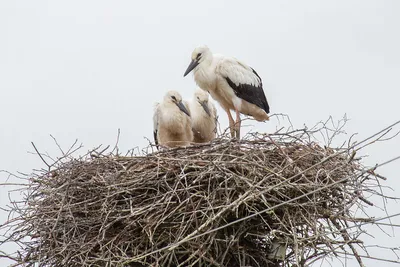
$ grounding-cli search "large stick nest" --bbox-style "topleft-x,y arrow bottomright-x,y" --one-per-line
2,126 -> 388,266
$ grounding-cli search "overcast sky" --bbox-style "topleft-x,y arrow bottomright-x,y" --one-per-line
1,1 -> 400,266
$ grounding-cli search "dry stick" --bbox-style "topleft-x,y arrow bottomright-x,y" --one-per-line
372,222 -> 400,228
124,174 -> 388,264
7,121 -> 400,266
192,122 -> 397,233
123,148 -> 400,264
30,142 -> 50,169
330,218 -> 364,267
301,213 -> 400,244
138,182 -> 376,261
267,135 -> 293,163
318,250 -> 400,265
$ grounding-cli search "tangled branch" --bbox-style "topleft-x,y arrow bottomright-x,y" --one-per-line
1,119 -> 399,266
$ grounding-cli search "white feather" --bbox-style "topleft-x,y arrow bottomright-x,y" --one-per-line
185,45 -> 269,139
187,89 -> 218,143
153,91 -> 193,148
215,56 -> 261,87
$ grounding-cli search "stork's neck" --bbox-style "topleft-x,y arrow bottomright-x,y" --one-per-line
194,66 -> 215,91
161,105 -> 187,131
190,101 -> 205,119
194,53 -> 213,76
203,52 -> 214,66
192,52 -> 216,92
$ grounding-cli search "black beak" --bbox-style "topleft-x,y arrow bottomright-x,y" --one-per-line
176,101 -> 190,117
183,59 -> 199,77
199,101 -> 211,117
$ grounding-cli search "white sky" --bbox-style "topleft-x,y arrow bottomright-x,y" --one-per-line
1,1 -> 399,266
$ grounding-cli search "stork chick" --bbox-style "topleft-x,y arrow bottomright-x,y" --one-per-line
153,91 -> 193,148
184,45 -> 270,139
188,88 -> 217,143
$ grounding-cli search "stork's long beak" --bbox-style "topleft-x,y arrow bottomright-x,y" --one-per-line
199,101 -> 211,117
183,59 -> 199,77
176,101 -> 190,117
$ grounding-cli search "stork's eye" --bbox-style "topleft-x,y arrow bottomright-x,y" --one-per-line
171,96 -> 177,101
196,53 -> 202,59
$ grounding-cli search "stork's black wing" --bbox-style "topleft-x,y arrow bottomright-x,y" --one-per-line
153,130 -> 159,148
153,103 -> 160,149
217,57 -> 270,114
225,68 -> 269,113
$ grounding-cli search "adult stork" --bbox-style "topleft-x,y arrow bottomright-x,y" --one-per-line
188,88 -> 218,143
183,45 -> 270,139
153,91 -> 193,148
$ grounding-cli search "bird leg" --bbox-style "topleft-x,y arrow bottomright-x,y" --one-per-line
226,110 -> 235,138
235,109 -> 241,139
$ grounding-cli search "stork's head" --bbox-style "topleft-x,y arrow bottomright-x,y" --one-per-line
194,88 -> 211,116
183,45 -> 212,77
164,90 -> 190,117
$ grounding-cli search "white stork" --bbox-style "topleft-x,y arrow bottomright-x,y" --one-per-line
188,88 -> 218,143
183,45 -> 270,139
153,91 -> 193,148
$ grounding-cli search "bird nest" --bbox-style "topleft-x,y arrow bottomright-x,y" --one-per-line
0,123 -> 392,267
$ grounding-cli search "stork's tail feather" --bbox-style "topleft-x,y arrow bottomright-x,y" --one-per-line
253,112 -> 270,122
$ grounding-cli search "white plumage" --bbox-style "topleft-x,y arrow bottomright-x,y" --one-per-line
188,88 -> 218,143
153,91 -> 193,148
184,45 -> 270,139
